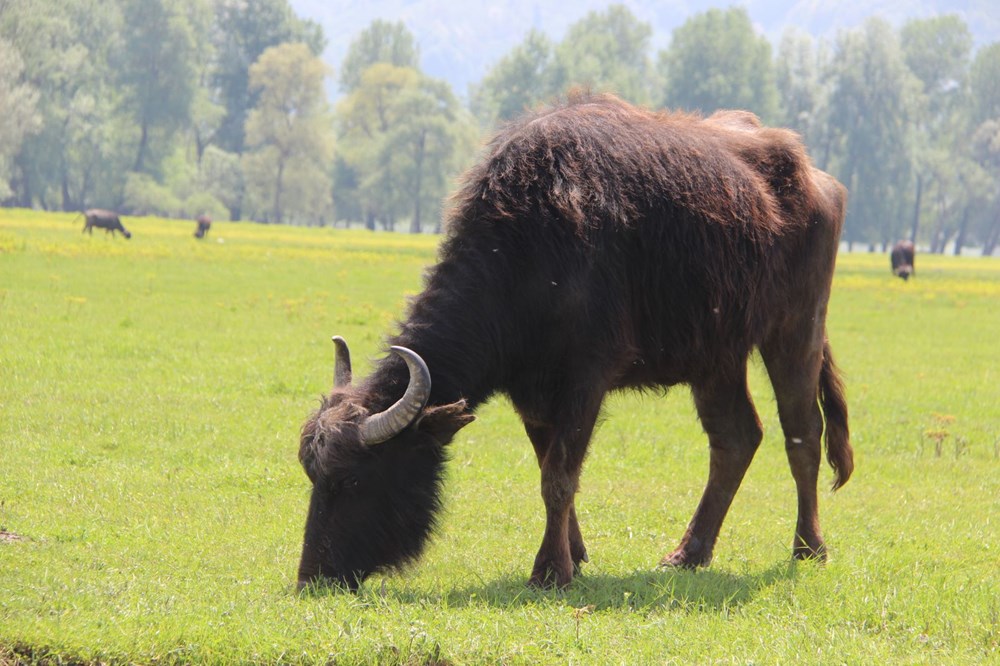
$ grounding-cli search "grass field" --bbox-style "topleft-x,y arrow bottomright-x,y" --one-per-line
1,209 -> 998,665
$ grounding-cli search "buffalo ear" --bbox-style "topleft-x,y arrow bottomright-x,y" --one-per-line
416,400 -> 475,444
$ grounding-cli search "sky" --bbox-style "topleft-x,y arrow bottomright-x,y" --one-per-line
288,0 -> 1000,97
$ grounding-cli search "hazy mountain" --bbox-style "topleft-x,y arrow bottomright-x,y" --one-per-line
289,0 -> 1000,98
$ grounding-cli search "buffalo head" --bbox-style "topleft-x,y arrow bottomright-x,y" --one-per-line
296,337 -> 473,591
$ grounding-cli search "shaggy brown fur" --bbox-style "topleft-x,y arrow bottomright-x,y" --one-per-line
297,93 -> 852,590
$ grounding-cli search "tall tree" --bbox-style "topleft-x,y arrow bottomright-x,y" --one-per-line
243,42 -> 333,224
337,64 -> 421,231
969,42 -> 1000,126
775,28 -> 834,166
659,7 -> 778,121
553,4 -> 655,105
968,43 -> 1000,255
185,0 -> 224,167
2,0 -> 129,210
0,38 -> 40,201
118,0 -> 198,175
900,15 -> 973,247
901,15 -> 972,115
212,0 -> 325,158
470,29 -> 555,127
826,18 -> 921,249
338,19 -> 419,94
336,64 -> 475,231
381,77 -> 472,233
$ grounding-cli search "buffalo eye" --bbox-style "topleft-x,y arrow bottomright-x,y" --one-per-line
332,475 -> 359,495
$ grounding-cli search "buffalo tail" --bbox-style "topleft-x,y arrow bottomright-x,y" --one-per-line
819,338 -> 852,490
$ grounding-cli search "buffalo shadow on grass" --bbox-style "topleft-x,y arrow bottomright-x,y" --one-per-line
301,561 -> 801,614
439,561 -> 800,613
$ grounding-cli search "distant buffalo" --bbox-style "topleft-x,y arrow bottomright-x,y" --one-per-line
890,240 -> 915,280
78,209 -> 131,239
194,215 -> 211,239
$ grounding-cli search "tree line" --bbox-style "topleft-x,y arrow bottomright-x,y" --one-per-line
1,1 -> 998,253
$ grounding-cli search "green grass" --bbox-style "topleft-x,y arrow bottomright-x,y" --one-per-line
1,209 -> 998,664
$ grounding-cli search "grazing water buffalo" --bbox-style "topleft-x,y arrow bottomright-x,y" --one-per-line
194,214 -> 211,239
891,240 -> 915,280
296,93 -> 853,591
79,209 -> 131,239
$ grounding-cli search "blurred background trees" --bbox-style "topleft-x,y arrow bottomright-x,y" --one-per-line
0,0 -> 997,254
243,42 -> 333,224
659,7 -> 778,123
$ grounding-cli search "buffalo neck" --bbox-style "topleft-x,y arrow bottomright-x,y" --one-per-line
364,244 -> 510,414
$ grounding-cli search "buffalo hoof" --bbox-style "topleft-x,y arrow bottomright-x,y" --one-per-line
658,547 -> 712,569
792,538 -> 828,562
528,556 -> 575,589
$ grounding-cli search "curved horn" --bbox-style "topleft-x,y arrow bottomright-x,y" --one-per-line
360,346 -> 431,445
332,336 -> 352,388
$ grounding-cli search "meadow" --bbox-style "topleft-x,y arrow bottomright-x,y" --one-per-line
1,209 -> 997,665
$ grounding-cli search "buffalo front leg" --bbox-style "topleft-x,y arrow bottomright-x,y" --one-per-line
525,424 -> 589,573
661,369 -> 763,568
761,338 -> 828,561
521,401 -> 601,588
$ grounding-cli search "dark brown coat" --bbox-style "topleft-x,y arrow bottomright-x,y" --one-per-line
194,214 -> 211,239
81,209 -> 131,239
891,240 -> 915,280
297,94 -> 852,590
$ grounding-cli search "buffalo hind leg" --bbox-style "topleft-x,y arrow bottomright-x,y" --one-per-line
760,338 -> 827,561
522,398 -> 602,588
661,368 -> 762,568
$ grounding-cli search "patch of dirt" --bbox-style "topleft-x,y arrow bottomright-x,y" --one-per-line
0,530 -> 25,543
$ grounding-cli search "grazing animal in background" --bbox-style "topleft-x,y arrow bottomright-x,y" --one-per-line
194,214 -> 212,239
890,240 -> 915,280
80,209 -> 131,239
296,93 -> 853,591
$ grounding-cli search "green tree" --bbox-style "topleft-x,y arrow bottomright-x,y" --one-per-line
383,77 -> 474,233
186,0 -> 224,167
242,43 -> 333,224
197,145 -> 244,220
337,64 -> 421,231
968,43 -> 1000,255
470,29 -> 555,126
826,18 -> 920,249
339,19 -> 419,94
900,15 -> 973,247
659,7 -> 778,121
211,0 -> 324,220
901,15 -> 972,116
337,64 -> 475,232
553,4 -> 655,104
775,28 -> 834,167
969,42 -> 1000,125
1,0 -> 126,209
118,0 -> 197,175
0,38 -> 40,201
212,0 -> 325,157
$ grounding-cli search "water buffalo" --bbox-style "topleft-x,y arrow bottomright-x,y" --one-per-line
194,214 -> 211,239
79,209 -> 131,239
296,93 -> 852,591
891,240 -> 915,280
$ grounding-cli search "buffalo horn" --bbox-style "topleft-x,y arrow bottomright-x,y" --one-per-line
360,346 -> 431,445
332,336 -> 352,388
